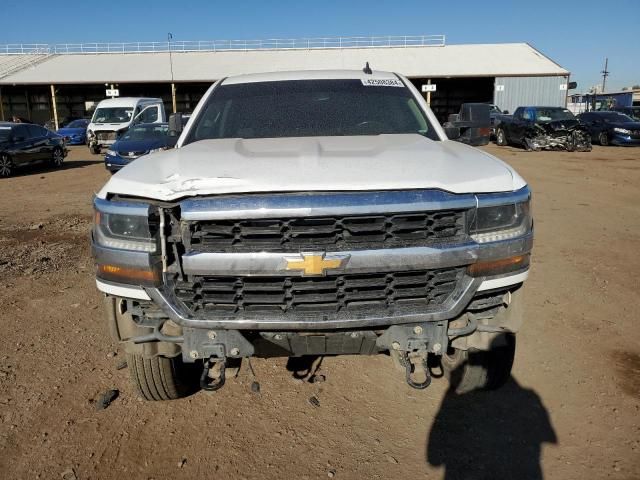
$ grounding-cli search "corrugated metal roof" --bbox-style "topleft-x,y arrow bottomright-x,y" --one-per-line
0,43 -> 568,85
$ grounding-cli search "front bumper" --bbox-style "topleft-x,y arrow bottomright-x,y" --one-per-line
610,135 -> 640,146
104,153 -> 133,172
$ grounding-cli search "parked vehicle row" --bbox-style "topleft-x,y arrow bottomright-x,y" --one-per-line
493,105 -> 640,151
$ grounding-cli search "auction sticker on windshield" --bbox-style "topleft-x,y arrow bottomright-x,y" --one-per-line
361,78 -> 404,87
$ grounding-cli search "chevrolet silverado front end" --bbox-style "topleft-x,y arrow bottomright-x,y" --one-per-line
92,70 -> 533,400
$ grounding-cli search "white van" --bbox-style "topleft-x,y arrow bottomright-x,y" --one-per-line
87,97 -> 166,154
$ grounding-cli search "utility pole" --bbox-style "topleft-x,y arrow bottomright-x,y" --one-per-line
601,58 -> 610,94
168,33 -> 177,113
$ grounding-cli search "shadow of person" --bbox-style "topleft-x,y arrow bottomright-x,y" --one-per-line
427,375 -> 557,480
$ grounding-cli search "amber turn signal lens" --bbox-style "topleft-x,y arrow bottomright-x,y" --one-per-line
97,264 -> 160,285
468,254 -> 530,277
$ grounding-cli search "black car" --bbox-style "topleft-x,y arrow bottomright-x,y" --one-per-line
577,111 -> 640,146
0,122 -> 68,177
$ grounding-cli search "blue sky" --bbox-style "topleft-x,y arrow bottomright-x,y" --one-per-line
2,0 -> 638,92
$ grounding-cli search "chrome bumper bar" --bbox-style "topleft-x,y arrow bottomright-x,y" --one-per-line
181,234 -> 532,276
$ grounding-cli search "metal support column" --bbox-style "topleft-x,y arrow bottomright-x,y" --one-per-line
171,83 -> 177,113
50,85 -> 59,131
25,90 -> 31,120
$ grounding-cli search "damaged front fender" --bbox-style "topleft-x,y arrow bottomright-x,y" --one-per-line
523,121 -> 592,152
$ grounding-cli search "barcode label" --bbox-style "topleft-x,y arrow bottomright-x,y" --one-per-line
361,78 -> 404,87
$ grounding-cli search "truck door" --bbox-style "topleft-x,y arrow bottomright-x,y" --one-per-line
133,104 -> 163,125
512,108 -> 533,145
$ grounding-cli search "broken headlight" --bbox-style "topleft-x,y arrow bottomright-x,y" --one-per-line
471,196 -> 532,243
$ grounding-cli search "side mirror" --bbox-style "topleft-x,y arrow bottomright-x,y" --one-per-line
503,110 -> 509,114
168,113 -> 183,137
443,126 -> 461,140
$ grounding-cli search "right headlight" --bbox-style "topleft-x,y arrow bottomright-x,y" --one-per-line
471,198 -> 532,243
93,199 -> 157,252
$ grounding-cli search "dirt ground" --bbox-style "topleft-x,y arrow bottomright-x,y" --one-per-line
0,144 -> 638,480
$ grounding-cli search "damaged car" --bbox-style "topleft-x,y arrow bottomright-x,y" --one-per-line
495,106 -> 591,152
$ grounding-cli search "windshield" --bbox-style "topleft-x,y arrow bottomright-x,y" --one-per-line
186,79 -> 437,143
66,119 -> 89,128
620,108 -> 640,120
536,108 -> 575,122
0,126 -> 11,142
599,113 -> 634,123
92,107 -> 134,124
120,124 -> 169,141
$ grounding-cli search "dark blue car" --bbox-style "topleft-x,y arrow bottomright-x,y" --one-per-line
578,111 -> 640,146
104,123 -> 177,173
57,119 -> 90,145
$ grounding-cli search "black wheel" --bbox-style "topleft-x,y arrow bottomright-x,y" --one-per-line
495,128 -> 508,146
441,334 -> 516,394
50,147 -> 64,168
90,145 -> 101,155
566,132 -> 577,152
0,153 -> 13,178
127,353 -> 196,401
599,132 -> 609,146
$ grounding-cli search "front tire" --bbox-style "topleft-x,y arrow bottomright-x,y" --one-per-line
90,145 -> 101,155
127,353 -> 195,401
50,147 -> 64,168
0,153 -> 13,177
599,132 -> 609,146
441,334 -> 516,394
495,128 -> 508,146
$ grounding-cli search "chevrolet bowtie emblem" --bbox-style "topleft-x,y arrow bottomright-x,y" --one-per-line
284,253 -> 350,276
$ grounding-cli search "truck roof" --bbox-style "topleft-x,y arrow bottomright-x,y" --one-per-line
221,69 -> 400,85
95,97 -> 162,107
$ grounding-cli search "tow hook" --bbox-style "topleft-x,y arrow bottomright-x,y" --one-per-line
404,352 -> 431,390
200,357 -> 226,392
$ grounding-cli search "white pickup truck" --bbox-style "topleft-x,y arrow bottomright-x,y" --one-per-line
92,69 -> 532,400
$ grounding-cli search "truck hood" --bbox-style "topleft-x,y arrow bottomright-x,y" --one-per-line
98,134 -> 525,201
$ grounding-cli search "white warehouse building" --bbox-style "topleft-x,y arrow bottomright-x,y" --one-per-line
0,35 -> 570,126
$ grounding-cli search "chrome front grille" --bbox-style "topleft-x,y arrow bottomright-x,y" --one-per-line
187,211 -> 466,253
173,267 -> 465,317
95,131 -> 117,141
119,150 -> 148,159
